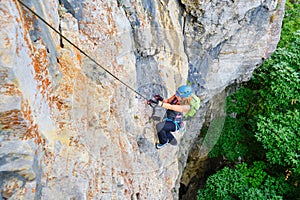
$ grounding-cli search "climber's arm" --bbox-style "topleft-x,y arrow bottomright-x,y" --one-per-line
160,102 -> 190,113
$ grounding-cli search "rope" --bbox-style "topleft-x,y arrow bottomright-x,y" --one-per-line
17,0 -> 148,101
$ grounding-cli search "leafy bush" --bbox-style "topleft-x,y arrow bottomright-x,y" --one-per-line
197,162 -> 290,200
256,108 -> 300,172
278,0 -> 300,48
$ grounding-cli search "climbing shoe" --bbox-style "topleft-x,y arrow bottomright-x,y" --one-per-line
156,140 -> 169,149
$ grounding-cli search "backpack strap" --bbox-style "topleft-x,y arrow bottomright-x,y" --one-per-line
165,118 -> 181,131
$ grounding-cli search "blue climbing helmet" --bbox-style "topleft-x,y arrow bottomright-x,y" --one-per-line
176,85 -> 192,98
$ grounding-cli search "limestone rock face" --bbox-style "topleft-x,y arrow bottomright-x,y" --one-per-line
0,0 -> 284,199
183,0 -> 283,93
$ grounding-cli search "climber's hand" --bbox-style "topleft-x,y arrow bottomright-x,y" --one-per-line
147,99 -> 158,105
154,94 -> 163,101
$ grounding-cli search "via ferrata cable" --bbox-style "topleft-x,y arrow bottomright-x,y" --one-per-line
17,0 -> 148,101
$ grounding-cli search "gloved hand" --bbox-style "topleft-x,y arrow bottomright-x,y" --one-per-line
147,99 -> 164,107
154,94 -> 163,101
147,99 -> 158,105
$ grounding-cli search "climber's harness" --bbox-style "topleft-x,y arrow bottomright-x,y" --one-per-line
165,110 -> 183,131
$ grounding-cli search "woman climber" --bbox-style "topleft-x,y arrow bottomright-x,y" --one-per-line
147,85 -> 200,149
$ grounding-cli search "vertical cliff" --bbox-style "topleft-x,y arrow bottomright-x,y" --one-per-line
0,0 -> 284,199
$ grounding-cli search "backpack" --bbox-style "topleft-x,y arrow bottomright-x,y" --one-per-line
184,93 -> 200,119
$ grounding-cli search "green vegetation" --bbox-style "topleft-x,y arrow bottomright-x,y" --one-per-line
197,162 -> 291,200
198,1 -> 300,199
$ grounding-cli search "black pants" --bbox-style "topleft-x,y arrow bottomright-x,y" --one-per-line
156,121 -> 176,144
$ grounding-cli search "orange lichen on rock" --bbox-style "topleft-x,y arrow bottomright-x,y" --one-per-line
2,84 -> 22,96
31,45 -> 51,96
57,51 -> 80,92
21,100 -> 45,145
0,109 -> 28,136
